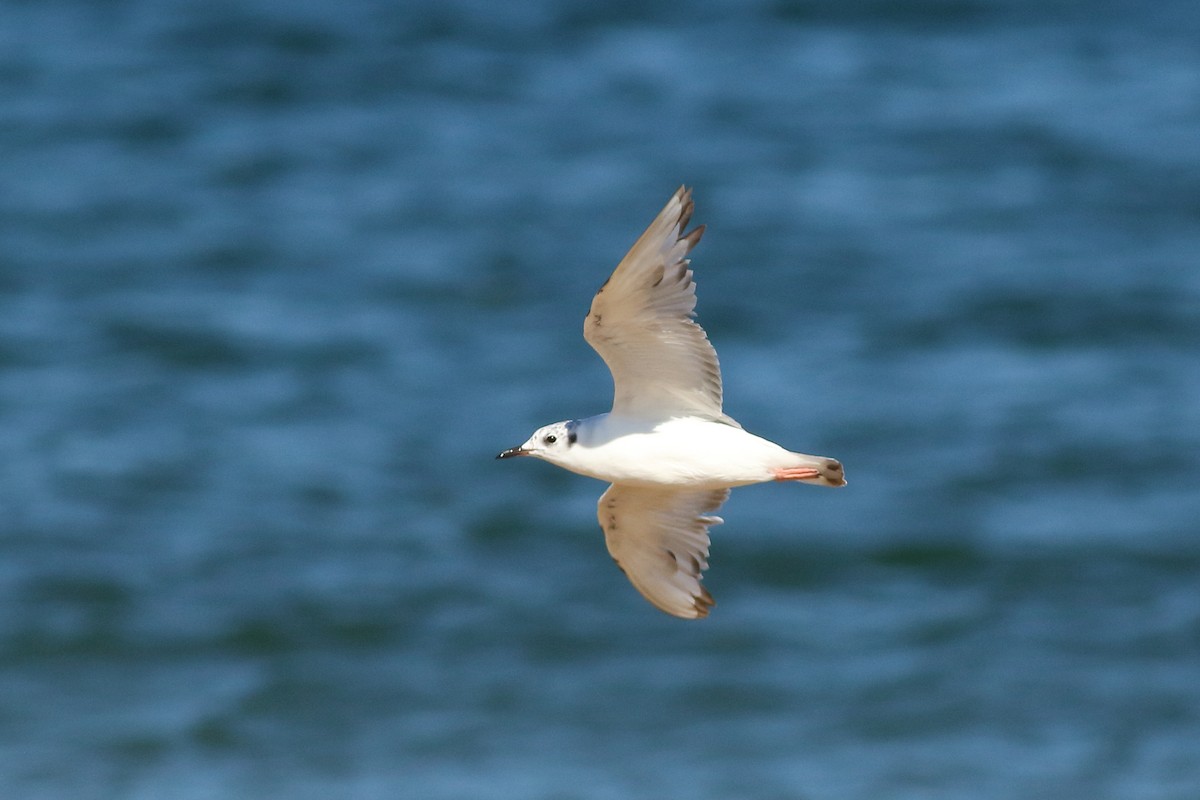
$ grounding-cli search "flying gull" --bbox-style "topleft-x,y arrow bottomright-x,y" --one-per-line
498,187 -> 845,618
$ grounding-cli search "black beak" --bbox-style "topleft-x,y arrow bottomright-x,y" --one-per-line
496,447 -> 529,460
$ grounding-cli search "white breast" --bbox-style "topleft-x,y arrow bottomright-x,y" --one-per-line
564,415 -> 793,489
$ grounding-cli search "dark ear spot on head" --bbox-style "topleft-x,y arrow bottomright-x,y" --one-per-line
568,430 -> 577,445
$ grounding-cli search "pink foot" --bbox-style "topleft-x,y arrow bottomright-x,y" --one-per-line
773,466 -> 821,482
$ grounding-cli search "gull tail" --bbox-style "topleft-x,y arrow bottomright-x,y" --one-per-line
783,452 -> 847,487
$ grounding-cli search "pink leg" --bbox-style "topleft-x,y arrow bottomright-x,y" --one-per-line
773,466 -> 821,482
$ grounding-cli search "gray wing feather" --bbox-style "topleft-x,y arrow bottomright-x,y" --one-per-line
584,187 -> 737,426
598,483 -> 730,619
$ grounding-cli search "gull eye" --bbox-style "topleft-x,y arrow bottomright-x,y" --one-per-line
544,434 -> 557,444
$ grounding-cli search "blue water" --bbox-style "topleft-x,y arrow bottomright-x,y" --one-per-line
2,1 -> 1199,797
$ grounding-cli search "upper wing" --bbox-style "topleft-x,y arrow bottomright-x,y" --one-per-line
598,483 -> 730,619
584,186 -> 732,423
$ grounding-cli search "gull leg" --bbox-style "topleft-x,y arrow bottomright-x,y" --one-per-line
773,457 -> 846,487
773,466 -> 821,481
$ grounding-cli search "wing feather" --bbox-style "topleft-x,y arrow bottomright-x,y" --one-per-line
598,484 -> 730,619
584,187 -> 735,424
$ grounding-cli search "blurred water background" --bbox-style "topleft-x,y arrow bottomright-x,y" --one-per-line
2,0 -> 1199,798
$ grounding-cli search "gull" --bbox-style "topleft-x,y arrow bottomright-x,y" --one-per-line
498,187 -> 845,619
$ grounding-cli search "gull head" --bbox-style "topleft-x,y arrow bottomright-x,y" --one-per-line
496,420 -> 577,464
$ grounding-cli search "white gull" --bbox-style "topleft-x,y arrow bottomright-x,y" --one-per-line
498,187 -> 845,619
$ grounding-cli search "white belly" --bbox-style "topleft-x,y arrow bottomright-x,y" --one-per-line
567,415 -> 794,488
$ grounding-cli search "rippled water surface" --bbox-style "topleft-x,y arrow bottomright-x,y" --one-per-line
2,1 -> 1199,798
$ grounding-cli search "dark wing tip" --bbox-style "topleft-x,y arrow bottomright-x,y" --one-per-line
677,189 -> 695,233
672,184 -> 703,253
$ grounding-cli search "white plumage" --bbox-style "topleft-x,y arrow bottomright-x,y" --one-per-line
498,187 -> 845,619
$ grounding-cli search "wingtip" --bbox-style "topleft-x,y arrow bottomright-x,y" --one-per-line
659,594 -> 714,620
671,184 -> 695,209
678,196 -> 694,229
674,186 -> 702,247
